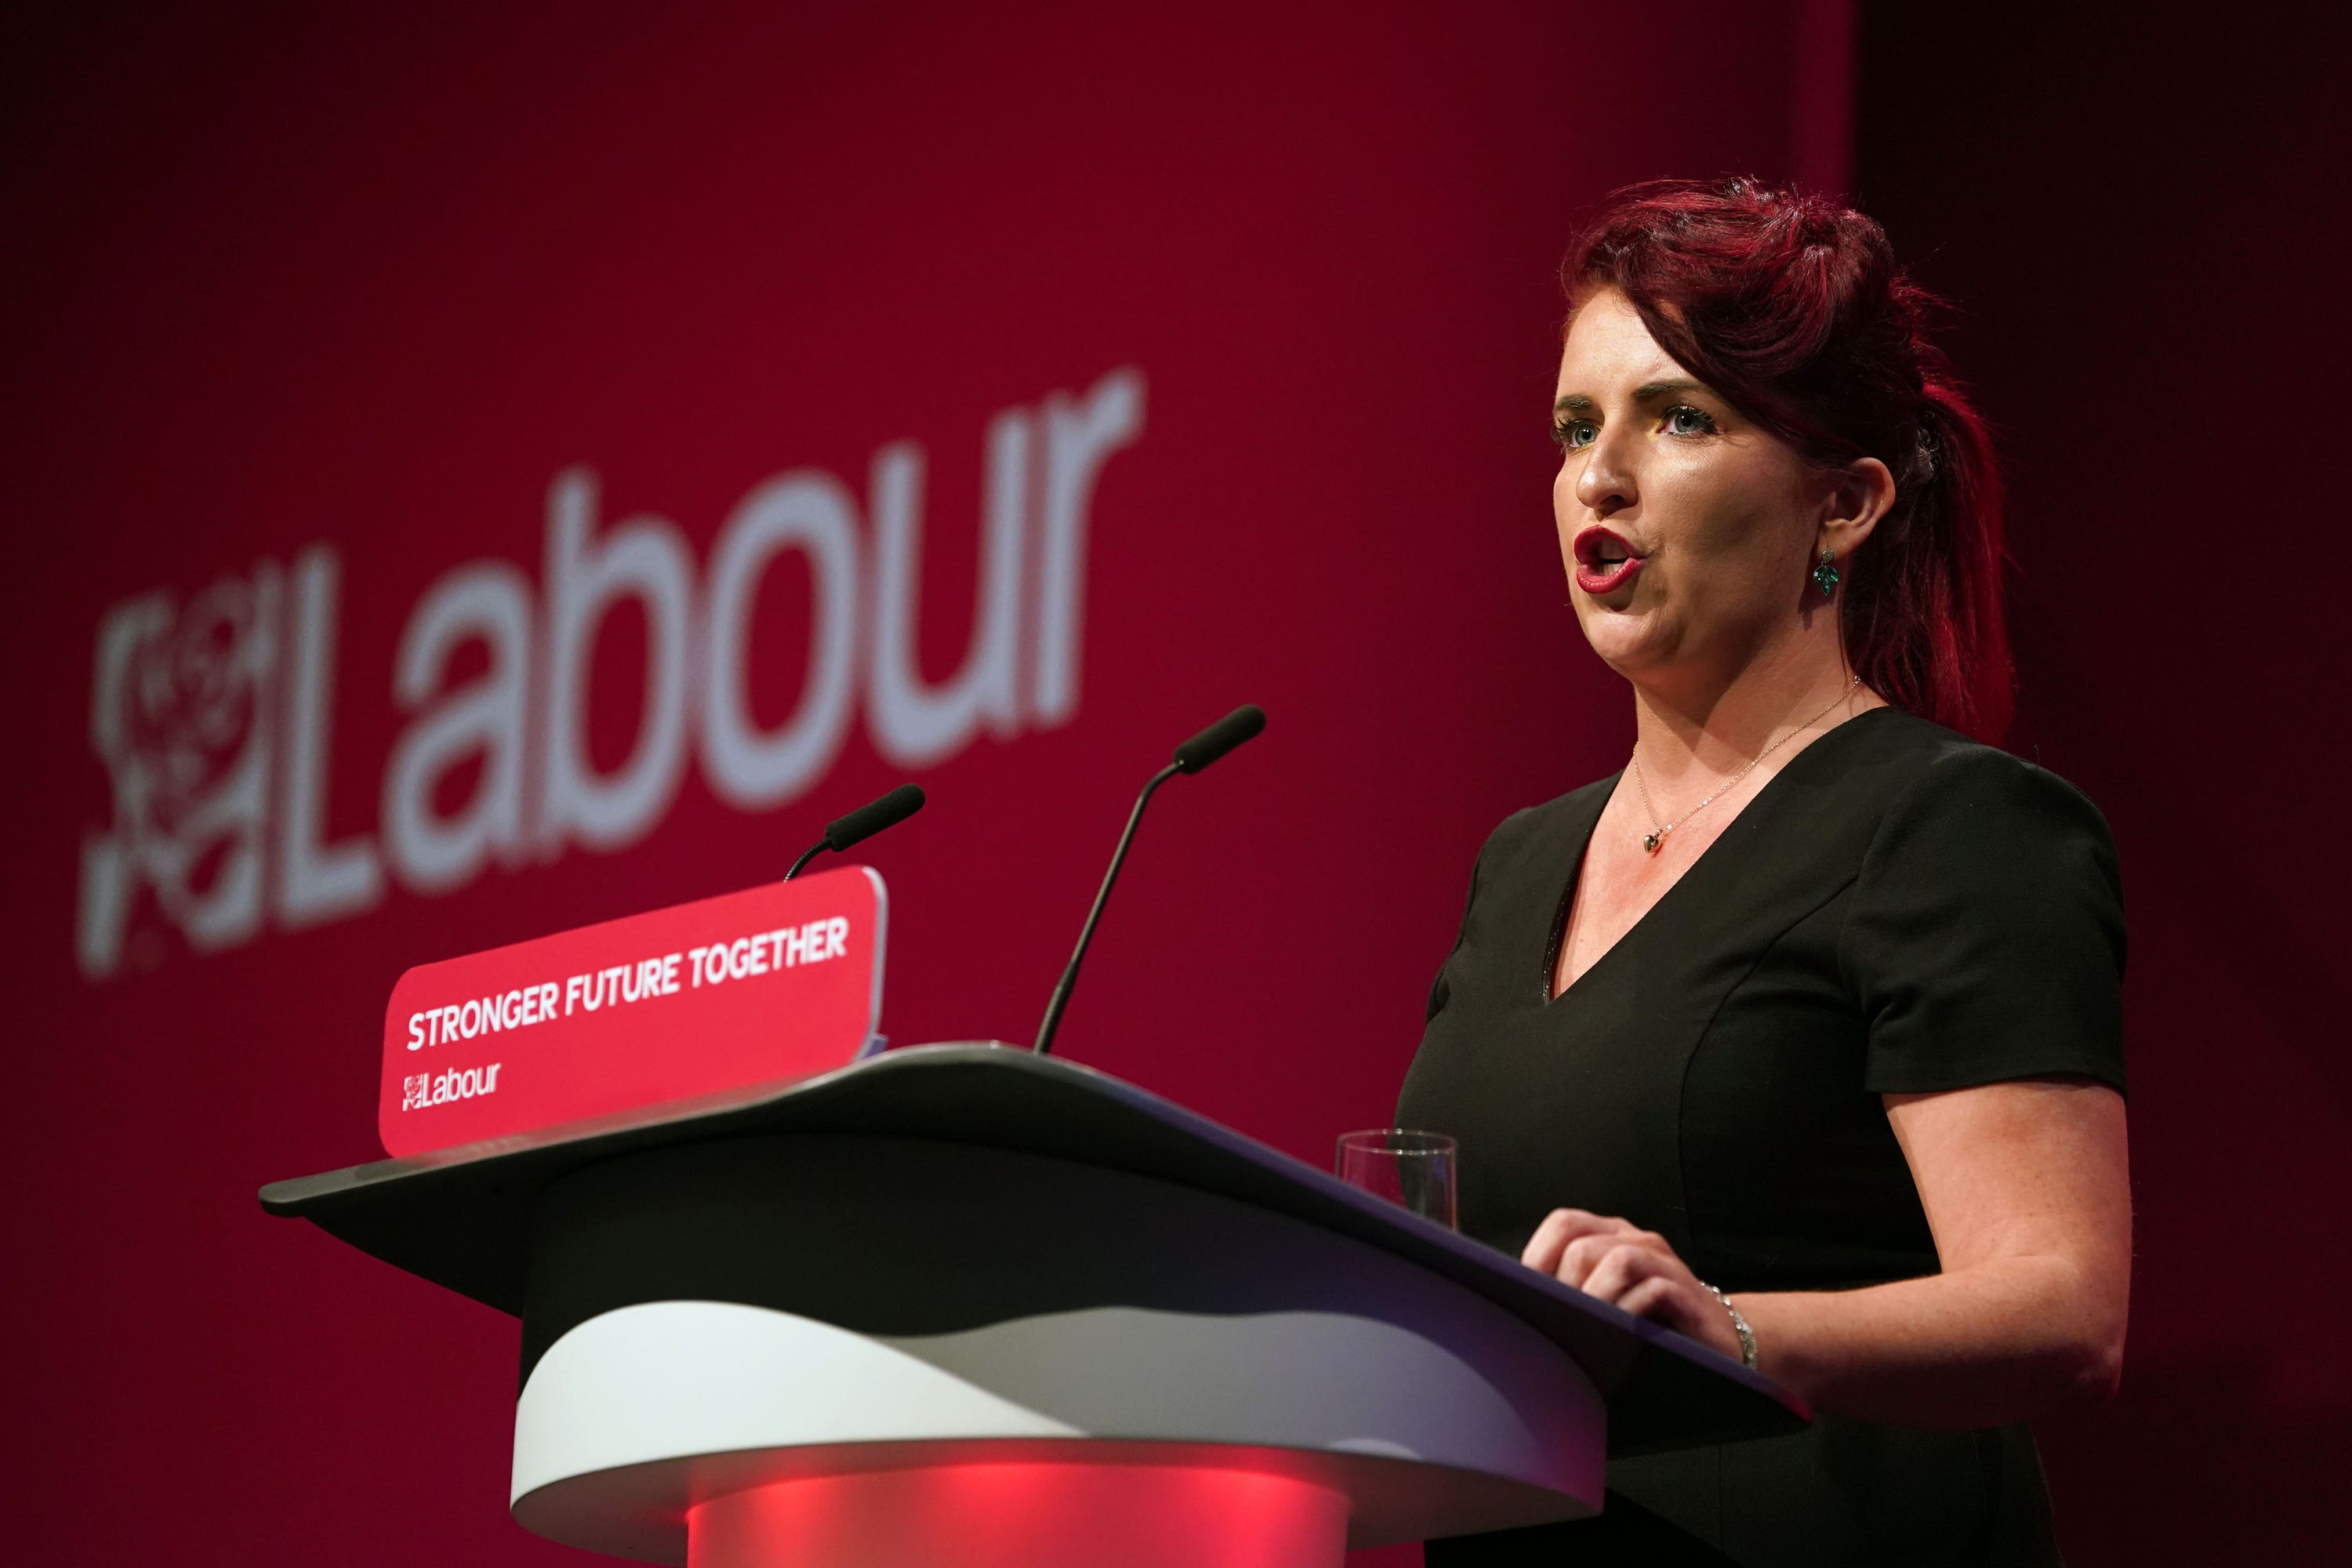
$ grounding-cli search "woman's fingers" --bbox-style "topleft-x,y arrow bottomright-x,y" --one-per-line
1578,1241 -> 1662,1304
1582,1246 -> 1711,1340
1615,1274 -> 1681,1322
1555,1232 -> 1622,1290
1519,1209 -> 1737,1358
1520,1207 -> 1629,1273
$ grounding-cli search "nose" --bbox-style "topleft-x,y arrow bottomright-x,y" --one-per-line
1572,423 -> 1637,519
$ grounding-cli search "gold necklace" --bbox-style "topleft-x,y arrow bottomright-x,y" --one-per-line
1629,677 -> 1860,855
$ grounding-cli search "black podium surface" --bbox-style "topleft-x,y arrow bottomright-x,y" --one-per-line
262,1043 -> 1803,1457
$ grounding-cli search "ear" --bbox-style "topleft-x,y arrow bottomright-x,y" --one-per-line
1817,456 -> 1896,563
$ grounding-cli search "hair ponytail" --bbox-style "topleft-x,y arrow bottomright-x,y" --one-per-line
1845,372 -> 2013,740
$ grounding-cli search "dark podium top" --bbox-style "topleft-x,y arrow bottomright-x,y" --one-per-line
263,1043 -> 1804,1457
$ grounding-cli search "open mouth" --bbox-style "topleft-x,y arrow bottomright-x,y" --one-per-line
1573,526 -> 1645,595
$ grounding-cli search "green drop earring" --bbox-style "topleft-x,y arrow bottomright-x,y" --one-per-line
1812,548 -> 1840,597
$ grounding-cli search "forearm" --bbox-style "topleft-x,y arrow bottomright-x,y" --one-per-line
1735,1254 -> 2125,1428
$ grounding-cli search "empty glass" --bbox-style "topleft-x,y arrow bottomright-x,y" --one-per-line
1335,1129 -> 1458,1229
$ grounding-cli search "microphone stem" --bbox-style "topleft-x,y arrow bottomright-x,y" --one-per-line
783,842 -> 826,881
1035,762 -> 1181,1056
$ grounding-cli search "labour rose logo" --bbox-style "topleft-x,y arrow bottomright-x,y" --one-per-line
78,564 -> 281,975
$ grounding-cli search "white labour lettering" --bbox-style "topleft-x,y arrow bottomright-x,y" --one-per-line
422,1061 -> 505,1105
76,368 -> 1146,982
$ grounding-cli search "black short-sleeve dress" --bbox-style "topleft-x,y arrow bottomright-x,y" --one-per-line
1397,707 -> 2126,1567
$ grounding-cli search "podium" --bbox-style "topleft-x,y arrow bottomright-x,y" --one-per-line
262,1044 -> 1804,1566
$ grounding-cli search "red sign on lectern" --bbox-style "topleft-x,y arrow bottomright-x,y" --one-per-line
378,866 -> 885,1158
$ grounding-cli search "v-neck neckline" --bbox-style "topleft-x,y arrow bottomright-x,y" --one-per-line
1537,706 -> 1896,1007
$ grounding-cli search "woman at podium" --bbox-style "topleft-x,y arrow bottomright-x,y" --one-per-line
1399,178 -> 2129,1566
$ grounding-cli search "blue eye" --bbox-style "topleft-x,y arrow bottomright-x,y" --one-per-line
1663,405 -> 1718,437
1552,418 -> 1598,450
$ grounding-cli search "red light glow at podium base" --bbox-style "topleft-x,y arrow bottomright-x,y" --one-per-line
687,1462 -> 1352,1568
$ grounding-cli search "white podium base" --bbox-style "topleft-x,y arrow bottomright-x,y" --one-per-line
690,1463 -> 1351,1568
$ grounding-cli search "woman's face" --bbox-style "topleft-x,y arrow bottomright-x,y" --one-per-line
1552,288 -> 1826,688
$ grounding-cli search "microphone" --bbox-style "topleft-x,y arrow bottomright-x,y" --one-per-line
1033,705 -> 1266,1056
785,783 -> 926,880
1173,703 -> 1266,773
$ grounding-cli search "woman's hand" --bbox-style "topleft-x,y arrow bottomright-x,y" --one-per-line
1521,1207 -> 1744,1363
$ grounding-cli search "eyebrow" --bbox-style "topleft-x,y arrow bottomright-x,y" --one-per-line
1553,378 -> 1715,415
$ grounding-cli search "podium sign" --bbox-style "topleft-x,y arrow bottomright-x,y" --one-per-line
378,867 -> 885,1157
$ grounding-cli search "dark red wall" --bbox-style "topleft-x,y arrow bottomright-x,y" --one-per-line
1857,8 -> 2352,1559
0,5 -> 1836,1564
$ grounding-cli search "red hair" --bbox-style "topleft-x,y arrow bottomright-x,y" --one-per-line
1563,177 -> 2013,741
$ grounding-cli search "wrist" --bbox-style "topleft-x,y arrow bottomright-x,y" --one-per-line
1700,1280 -> 1758,1370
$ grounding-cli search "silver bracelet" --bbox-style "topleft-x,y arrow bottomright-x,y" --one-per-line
1701,1281 -> 1758,1370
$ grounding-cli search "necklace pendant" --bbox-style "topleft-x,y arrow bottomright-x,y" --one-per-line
1642,832 -> 1662,854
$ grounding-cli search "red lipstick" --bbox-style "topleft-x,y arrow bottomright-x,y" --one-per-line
1573,526 -> 1644,595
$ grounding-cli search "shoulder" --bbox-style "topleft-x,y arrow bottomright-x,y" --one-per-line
1846,710 -> 2119,883
1835,714 -> 2129,1093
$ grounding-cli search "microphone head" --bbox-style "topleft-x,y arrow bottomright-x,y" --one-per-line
823,783 -> 926,852
1172,704 -> 1266,775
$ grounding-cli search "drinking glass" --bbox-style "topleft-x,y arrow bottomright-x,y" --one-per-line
1335,1129 -> 1458,1229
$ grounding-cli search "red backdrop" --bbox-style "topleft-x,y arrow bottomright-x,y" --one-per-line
1857,9 -> 2352,1559
19,3 -> 2319,1564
